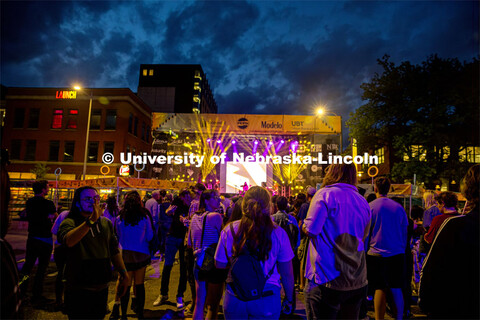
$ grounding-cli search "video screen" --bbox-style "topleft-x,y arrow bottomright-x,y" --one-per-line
225,161 -> 267,193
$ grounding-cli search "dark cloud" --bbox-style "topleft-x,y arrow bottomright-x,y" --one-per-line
1,0 -> 478,122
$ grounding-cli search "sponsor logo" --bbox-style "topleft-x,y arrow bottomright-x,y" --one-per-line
237,117 -> 249,129
291,121 -> 304,127
261,121 -> 283,129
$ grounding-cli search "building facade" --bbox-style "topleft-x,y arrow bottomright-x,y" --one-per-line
137,64 -> 218,114
2,87 -> 152,180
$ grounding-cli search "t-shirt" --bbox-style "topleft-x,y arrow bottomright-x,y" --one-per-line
297,202 -> 310,221
168,197 -> 189,239
26,196 -> 56,239
271,211 -> 300,249
145,198 -> 159,226
423,206 -> 441,230
368,197 -> 408,257
304,183 -> 371,290
215,220 -> 294,288
188,212 -> 223,250
52,210 -> 69,245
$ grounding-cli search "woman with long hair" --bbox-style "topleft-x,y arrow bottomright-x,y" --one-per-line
103,195 -> 119,224
215,186 -> 294,319
422,191 -> 440,230
302,163 -> 371,319
188,189 -> 225,319
111,191 -> 153,320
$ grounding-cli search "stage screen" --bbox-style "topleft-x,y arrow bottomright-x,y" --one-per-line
225,161 -> 267,194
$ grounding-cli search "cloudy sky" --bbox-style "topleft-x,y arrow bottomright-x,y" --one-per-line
1,1 -> 478,120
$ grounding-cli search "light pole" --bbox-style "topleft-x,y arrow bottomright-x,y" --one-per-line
75,86 -> 93,180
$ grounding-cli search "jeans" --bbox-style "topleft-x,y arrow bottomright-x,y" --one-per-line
160,236 -> 187,298
223,283 -> 281,319
304,279 -> 367,320
65,287 -> 108,319
20,237 -> 53,298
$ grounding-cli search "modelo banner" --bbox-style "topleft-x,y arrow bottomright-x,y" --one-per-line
152,113 -> 341,134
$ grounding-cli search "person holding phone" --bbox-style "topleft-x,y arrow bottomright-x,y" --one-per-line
58,186 -> 130,319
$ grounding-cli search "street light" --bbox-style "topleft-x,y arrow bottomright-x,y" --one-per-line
74,85 -> 93,180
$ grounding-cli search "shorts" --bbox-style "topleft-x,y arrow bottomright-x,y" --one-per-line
194,265 -> 228,284
367,254 -> 405,290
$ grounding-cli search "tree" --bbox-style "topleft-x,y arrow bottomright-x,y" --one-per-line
347,55 -> 479,185
30,163 -> 51,180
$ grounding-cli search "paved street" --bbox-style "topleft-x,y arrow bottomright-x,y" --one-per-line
6,220 -> 426,320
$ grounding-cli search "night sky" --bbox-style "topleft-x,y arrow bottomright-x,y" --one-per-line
1,1 -> 478,119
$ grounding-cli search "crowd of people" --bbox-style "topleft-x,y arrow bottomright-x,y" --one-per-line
1,158 -> 478,320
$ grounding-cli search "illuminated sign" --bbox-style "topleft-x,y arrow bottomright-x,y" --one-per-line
119,165 -> 130,176
56,91 -> 77,99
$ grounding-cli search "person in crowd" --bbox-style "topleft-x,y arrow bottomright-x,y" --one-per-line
419,164 -> 479,319
189,183 -> 207,218
422,191 -> 440,230
215,186 -> 295,319
145,190 -> 161,231
296,186 -> 316,291
303,163 -> 371,319
103,195 -> 119,225
51,209 -> 70,311
272,195 -> 300,315
110,191 -> 153,320
366,177 -> 408,320
423,191 -> 458,244
226,197 -> 243,224
410,206 -> 425,295
158,192 -> 172,258
1,148 -> 21,319
366,193 -> 377,203
188,189 -> 225,319
20,180 -> 57,304
153,189 -> 192,309
184,183 -> 206,315
58,186 -> 129,319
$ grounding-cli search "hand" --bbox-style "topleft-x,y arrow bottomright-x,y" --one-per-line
166,205 -> 177,216
90,200 -> 102,223
117,271 -> 130,298
282,299 -> 293,315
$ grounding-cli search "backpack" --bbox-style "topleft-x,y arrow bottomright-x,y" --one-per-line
226,224 -> 275,301
277,213 -> 298,252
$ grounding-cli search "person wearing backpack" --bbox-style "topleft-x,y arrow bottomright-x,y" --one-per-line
303,163 -> 371,319
187,189 -> 225,320
215,186 -> 295,319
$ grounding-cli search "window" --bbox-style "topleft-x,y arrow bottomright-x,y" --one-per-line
10,140 -> 21,160
149,69 -> 154,76
105,110 -> 117,130
48,141 -> 60,161
146,126 -> 150,143
90,109 -> 101,130
13,108 -> 25,128
459,146 -> 480,163
104,141 -> 114,155
141,122 -> 146,141
87,142 -> 99,162
66,109 -> 78,129
28,108 -> 40,128
132,147 -> 136,155
51,109 -> 63,129
375,147 -> 384,164
126,145 -> 130,153
24,140 -> 36,161
142,69 -> 147,76
134,117 -> 138,136
64,141 -> 75,162
128,114 -> 133,133
403,145 -> 426,161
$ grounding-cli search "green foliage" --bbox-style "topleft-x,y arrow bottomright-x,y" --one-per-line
30,163 -> 51,179
347,54 -> 479,184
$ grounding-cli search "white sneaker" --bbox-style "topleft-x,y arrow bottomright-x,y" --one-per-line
176,297 -> 184,309
153,295 -> 168,306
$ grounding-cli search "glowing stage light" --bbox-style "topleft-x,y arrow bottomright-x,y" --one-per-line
216,139 -> 222,144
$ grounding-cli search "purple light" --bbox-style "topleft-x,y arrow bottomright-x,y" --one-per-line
216,139 -> 222,144
232,140 -> 236,144
280,140 -> 285,144
254,140 -> 259,145
206,138 -> 211,143
268,141 -> 273,145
